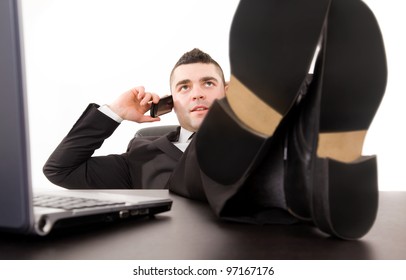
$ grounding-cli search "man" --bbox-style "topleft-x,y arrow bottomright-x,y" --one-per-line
44,48 -> 228,193
45,0 -> 387,240
44,47 -> 296,226
44,46 -> 302,229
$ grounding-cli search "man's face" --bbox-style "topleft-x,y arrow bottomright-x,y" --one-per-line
170,63 -> 227,132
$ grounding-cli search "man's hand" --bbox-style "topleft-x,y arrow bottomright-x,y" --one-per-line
108,86 -> 161,123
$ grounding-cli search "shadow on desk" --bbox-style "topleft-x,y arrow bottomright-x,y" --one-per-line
0,191 -> 405,260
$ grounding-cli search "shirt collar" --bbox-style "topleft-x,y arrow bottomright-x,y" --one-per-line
178,127 -> 195,143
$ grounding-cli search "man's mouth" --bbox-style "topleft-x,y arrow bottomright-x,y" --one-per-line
191,105 -> 208,112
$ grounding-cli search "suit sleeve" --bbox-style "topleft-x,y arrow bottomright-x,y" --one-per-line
43,104 -> 133,189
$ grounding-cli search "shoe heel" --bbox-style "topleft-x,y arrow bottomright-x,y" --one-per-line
196,98 -> 268,185
313,156 -> 378,240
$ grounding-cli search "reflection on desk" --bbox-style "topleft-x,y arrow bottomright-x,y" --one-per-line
0,190 -> 405,260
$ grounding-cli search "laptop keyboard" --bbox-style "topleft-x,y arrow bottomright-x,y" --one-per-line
33,194 -> 126,210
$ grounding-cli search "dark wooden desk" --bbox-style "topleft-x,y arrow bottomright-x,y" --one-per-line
0,191 -> 405,259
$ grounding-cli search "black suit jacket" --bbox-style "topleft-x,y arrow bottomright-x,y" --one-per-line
44,104 -> 296,224
44,104 -> 183,190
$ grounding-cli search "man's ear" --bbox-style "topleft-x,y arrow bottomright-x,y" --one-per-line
224,81 -> 229,93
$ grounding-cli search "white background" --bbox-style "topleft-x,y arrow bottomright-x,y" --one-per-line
20,0 -> 405,191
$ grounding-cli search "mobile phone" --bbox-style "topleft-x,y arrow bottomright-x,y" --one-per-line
150,95 -> 174,117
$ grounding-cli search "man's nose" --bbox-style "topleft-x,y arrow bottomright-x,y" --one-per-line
191,88 -> 206,100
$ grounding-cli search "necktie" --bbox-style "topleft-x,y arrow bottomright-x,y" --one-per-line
187,133 -> 195,142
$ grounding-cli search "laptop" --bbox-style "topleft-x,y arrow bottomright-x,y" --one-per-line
0,0 -> 172,236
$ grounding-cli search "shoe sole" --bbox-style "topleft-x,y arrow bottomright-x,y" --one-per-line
312,0 -> 387,239
228,0 -> 332,136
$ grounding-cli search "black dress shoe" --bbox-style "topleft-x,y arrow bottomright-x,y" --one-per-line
196,0 -> 331,186
285,0 -> 387,239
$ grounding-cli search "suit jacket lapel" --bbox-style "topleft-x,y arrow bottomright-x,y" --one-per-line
153,126 -> 183,160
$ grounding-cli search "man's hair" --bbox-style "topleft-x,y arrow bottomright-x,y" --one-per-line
170,48 -> 226,86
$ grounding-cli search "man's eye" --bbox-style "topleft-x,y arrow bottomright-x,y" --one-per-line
205,81 -> 214,87
179,85 -> 189,91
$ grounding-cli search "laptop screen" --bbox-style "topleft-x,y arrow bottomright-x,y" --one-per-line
0,0 -> 33,232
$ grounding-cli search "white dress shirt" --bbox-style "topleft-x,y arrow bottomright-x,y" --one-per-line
174,127 -> 194,152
